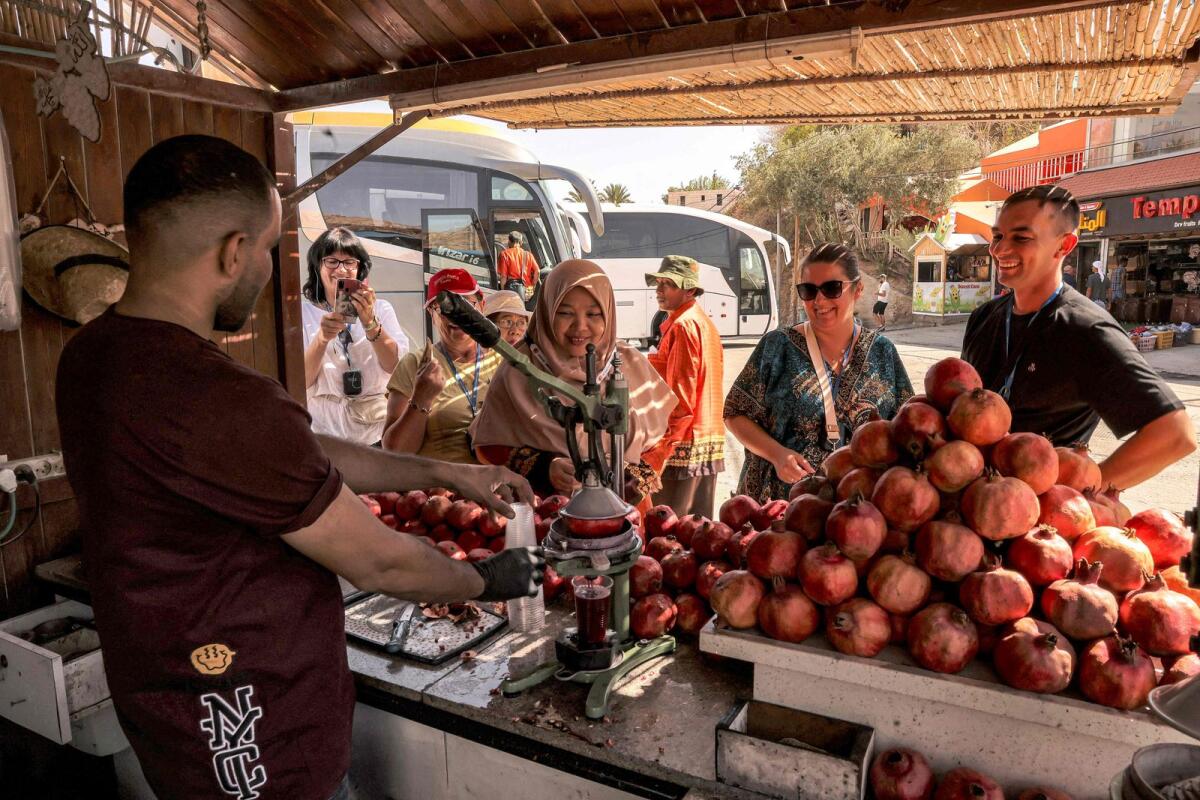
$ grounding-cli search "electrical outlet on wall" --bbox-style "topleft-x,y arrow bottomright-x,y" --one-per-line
0,453 -> 66,481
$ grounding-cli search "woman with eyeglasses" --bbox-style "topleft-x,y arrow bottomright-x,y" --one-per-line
383,269 -> 503,463
301,227 -> 408,445
482,289 -> 532,346
725,243 -> 913,502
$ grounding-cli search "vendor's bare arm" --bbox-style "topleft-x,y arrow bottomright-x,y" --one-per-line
284,485 -> 486,601
381,392 -> 428,453
1099,408 -> 1197,491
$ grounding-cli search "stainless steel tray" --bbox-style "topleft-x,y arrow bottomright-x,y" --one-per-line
344,594 -> 507,665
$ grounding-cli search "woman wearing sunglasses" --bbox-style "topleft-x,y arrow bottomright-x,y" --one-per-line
725,243 -> 913,502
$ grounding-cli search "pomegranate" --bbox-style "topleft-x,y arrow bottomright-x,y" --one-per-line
630,555 -> 664,598
398,519 -> 428,536
869,748 -> 934,800
925,440 -> 985,493
692,520 -> 735,561
446,499 -> 483,531
465,547 -> 494,563
1119,573 -> 1200,655
673,514 -> 706,547
477,510 -> 506,537
1006,525 -> 1073,586
421,495 -> 453,526
837,467 -> 883,502
695,560 -> 731,600
455,530 -> 486,553
789,474 -> 836,503
915,518 -> 984,582
726,525 -> 759,568
1055,443 -> 1101,492
757,578 -> 820,643
826,493 -> 887,561
1082,489 -> 1118,528
889,613 -> 911,644
534,515 -> 552,544
991,432 -> 1059,495
1073,526 -> 1154,593
710,570 -> 766,629
850,419 -> 900,468
1016,789 -> 1073,800
782,494 -> 835,542
1037,485 -> 1096,542
426,487 -> 453,498
394,489 -> 427,521
1041,558 -> 1119,641
673,593 -> 711,636
435,540 -> 466,560
630,593 -> 677,638
1161,653 -> 1200,685
535,494 -> 569,519
799,543 -> 859,606
746,526 -> 807,580
947,388 -> 1011,447
1163,565 -> 1200,606
993,617 -> 1076,694
933,768 -> 1003,800
431,524 -> 456,543
1098,486 -> 1132,525
373,491 -> 397,516
867,553 -> 932,615
645,535 -> 684,562
661,549 -> 699,590
891,402 -> 948,461
924,357 -> 983,412
380,514 -> 397,530
821,445 -> 857,485
486,535 -> 506,552
1079,634 -> 1156,709
643,505 -> 678,539
908,603 -> 979,673
960,553 -> 1034,626
1127,508 -> 1194,570
542,566 -> 565,601
719,494 -> 760,530
826,598 -> 892,657
961,470 -> 1040,541
871,467 -> 940,533
750,499 -> 790,532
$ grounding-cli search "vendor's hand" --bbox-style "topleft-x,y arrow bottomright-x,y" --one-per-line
350,284 -> 377,326
450,463 -> 535,518
412,357 -> 446,406
771,447 -> 814,483
470,546 -> 546,601
549,457 -> 581,494
318,312 -> 347,344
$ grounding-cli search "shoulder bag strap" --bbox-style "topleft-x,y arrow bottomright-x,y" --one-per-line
802,322 -> 841,446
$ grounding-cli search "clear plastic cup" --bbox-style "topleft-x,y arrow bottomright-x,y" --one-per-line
572,575 -> 612,645
506,503 -> 545,633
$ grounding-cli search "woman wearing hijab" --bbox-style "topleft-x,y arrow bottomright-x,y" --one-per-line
471,260 -> 677,506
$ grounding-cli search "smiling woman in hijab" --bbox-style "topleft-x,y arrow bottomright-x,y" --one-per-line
471,260 -> 677,507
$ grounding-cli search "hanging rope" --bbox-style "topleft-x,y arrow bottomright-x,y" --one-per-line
196,1 -> 210,61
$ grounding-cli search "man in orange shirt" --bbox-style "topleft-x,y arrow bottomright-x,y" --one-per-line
497,231 -> 539,304
642,256 -> 725,517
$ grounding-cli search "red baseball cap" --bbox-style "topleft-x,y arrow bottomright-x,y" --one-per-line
425,268 -> 480,306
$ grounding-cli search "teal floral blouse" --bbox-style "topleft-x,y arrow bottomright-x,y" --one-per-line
725,326 -> 913,503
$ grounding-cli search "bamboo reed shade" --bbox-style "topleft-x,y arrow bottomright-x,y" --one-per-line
0,0 -> 75,48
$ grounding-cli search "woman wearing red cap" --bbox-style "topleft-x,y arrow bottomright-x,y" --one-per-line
383,268 -> 502,463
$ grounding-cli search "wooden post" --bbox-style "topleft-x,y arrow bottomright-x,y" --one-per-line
270,114 -> 306,404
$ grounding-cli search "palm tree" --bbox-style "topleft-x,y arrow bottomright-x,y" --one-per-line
599,183 -> 633,205
566,189 -> 584,203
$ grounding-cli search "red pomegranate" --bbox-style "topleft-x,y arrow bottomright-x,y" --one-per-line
890,402 -> 948,461
719,494 -> 760,530
871,467 -> 940,533
692,520 -> 735,561
375,492 -> 399,516
961,470 -> 1040,541
447,499 -> 483,531
1037,485 -> 1097,542
661,549 -> 699,590
725,526 -> 759,568
933,768 -> 1003,800
750,498 -> 790,532
1161,653 -> 1200,686
1127,508 -> 1194,570
465,548 -> 494,563
915,518 -> 984,582
710,570 -> 766,629
1079,634 -> 1156,709
1098,486 -> 1132,525
422,495 -> 453,526
631,593 -> 677,638
757,579 -> 820,643
826,598 -> 892,657
960,553 -> 1034,626
431,524 -> 456,543
674,514 -> 706,547
455,530 -> 486,553
799,543 -> 859,606
947,388 -> 1011,447
908,603 -> 979,673
435,540 -> 466,560
536,494 -> 570,518
486,535 -> 506,552
644,505 -> 678,539
837,467 -> 884,502
869,748 -> 934,800
821,445 -> 858,485
782,493 -> 835,542
1073,526 -> 1154,593
1016,789 -> 1073,800
1082,489 -> 1118,528
399,519 -> 428,536
426,487 -> 453,498
789,473 -> 837,502
630,555 -> 664,598
850,419 -> 900,468
993,617 -> 1076,694
1006,525 -> 1073,586
1041,558 -> 1119,641
1054,444 -> 1101,492
826,493 -> 887,561
542,566 -> 566,601
477,509 -> 506,537
1119,573 -> 1200,656
991,432 -> 1059,495
696,560 -> 731,600
867,553 -> 932,615
359,494 -> 382,517
746,527 -> 807,580
673,593 -> 711,637
534,515 -> 552,544
924,357 -> 983,413
394,490 -> 428,521
925,440 -> 985,493
646,535 -> 684,562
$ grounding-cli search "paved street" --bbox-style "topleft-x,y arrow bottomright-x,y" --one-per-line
716,322 -> 1200,517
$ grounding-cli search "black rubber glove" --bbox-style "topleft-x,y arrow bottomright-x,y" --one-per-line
471,546 -> 546,601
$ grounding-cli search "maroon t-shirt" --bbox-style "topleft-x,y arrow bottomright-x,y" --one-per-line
57,308 -> 352,800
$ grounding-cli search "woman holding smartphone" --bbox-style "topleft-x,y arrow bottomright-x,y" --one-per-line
301,227 -> 407,445
725,243 -> 912,502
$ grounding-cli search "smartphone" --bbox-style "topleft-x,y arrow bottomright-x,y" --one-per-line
336,278 -> 361,318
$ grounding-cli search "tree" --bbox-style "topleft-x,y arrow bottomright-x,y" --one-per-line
667,172 -> 732,192
599,183 -> 633,205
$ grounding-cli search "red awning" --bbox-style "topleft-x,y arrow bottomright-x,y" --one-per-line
1057,151 -> 1200,200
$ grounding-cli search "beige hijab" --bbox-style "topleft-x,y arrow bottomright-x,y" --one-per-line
470,260 -> 676,463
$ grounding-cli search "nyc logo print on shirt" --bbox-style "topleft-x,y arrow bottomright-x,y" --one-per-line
199,685 -> 268,799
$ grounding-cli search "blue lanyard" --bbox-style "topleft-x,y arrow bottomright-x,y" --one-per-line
823,322 -> 859,399
438,344 -> 482,416
1001,285 -> 1063,400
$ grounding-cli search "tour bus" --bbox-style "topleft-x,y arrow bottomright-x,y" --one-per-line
568,203 -> 788,344
291,112 -> 603,346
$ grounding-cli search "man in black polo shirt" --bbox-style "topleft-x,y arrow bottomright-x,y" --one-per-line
962,185 -> 1195,491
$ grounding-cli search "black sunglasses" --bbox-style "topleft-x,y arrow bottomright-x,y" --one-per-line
795,277 -> 860,301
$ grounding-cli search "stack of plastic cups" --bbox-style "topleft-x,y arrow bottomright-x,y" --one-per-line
506,502 -> 545,633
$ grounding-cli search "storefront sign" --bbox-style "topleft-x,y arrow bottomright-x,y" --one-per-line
944,282 -> 990,314
1078,201 -> 1106,234
1078,185 -> 1200,238
912,282 -> 944,314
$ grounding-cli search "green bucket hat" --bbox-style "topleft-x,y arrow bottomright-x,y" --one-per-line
645,254 -> 703,294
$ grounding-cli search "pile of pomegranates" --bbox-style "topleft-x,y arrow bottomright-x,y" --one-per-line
870,746 -> 1071,800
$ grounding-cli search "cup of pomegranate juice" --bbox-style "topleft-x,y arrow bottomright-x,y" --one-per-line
571,575 -> 613,645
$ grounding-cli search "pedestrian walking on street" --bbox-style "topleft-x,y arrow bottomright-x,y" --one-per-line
1085,260 -> 1109,309
873,271 -> 891,330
